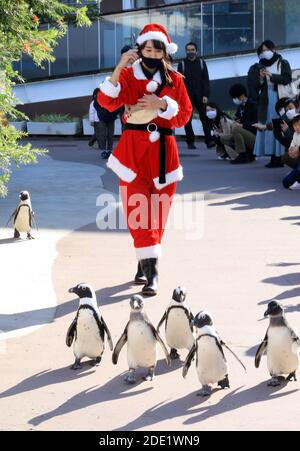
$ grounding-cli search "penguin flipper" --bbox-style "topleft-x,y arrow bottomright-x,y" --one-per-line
112,325 -> 128,365
6,208 -> 18,227
255,334 -> 268,368
157,312 -> 167,332
101,316 -> 114,351
183,343 -> 197,378
149,323 -> 171,366
66,319 -> 77,347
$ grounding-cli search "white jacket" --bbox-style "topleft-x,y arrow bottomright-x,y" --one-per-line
89,101 -> 99,123
290,131 -> 300,148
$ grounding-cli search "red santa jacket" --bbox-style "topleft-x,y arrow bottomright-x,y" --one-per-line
97,60 -> 192,190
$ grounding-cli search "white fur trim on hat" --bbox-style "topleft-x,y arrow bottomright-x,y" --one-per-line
136,244 -> 162,260
158,96 -> 179,120
146,80 -> 159,93
136,31 -> 178,55
153,166 -> 183,190
100,77 -> 121,98
107,154 -> 136,183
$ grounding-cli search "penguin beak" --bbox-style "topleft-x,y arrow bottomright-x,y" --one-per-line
68,287 -> 75,294
264,308 -> 270,318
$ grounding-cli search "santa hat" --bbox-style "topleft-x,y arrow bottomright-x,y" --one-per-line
136,24 -> 178,55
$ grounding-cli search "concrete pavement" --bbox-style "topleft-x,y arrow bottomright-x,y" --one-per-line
1,138 -> 300,431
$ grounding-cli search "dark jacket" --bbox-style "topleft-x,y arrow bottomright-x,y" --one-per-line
178,57 -> 210,102
235,98 -> 258,134
247,57 -> 292,123
94,100 -> 120,123
273,117 -> 294,150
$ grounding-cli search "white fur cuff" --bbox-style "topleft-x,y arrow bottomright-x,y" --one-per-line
158,96 -> 179,120
107,154 -> 136,183
136,244 -> 162,260
153,166 -> 183,190
100,77 -> 121,99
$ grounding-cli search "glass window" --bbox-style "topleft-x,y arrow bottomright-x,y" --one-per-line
68,21 -> 99,73
50,30 -> 68,76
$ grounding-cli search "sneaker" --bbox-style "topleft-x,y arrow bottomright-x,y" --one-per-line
187,143 -> 197,150
101,151 -> 110,159
289,181 -> 300,190
206,141 -> 216,149
230,153 -> 249,165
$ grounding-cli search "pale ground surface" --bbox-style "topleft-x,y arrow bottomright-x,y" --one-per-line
0,138 -> 300,431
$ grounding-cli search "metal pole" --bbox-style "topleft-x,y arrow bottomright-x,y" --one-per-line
253,0 -> 256,49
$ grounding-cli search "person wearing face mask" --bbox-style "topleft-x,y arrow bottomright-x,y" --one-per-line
247,40 -> 292,168
97,24 -> 192,297
177,42 -> 214,150
282,114 -> 300,190
220,83 -> 258,164
273,97 -> 295,151
205,101 -> 235,160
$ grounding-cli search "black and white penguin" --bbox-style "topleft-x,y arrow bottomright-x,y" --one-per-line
157,286 -> 194,360
255,301 -> 300,387
66,283 -> 113,370
183,311 -> 230,397
8,191 -> 35,239
112,295 -> 170,384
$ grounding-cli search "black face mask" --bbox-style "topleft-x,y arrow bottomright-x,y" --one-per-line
186,51 -> 197,60
141,55 -> 163,69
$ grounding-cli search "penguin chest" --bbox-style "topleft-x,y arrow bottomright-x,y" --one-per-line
267,327 -> 299,376
15,207 -> 31,233
196,337 -> 228,385
74,311 -> 104,359
127,321 -> 157,369
165,310 -> 194,350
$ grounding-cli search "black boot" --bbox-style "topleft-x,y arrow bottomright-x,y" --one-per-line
265,155 -> 284,168
140,258 -> 158,297
134,262 -> 147,285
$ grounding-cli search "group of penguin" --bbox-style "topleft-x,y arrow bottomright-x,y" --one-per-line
67,283 -> 300,397
6,191 -> 300,396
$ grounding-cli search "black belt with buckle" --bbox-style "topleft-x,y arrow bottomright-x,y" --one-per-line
124,122 -> 173,184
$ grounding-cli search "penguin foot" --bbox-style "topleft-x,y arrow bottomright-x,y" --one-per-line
267,377 -> 281,387
197,385 -> 212,397
170,348 -> 180,360
218,375 -> 230,389
286,371 -> 297,382
143,368 -> 155,381
71,361 -> 82,370
27,234 -> 34,240
90,357 -> 102,367
124,370 -> 136,384
14,230 -> 20,239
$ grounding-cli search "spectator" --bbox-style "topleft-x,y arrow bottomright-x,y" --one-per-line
273,97 -> 295,151
282,114 -> 300,190
225,83 -> 258,164
178,42 -> 215,150
89,87 -> 120,159
206,101 -> 236,160
248,40 -> 292,168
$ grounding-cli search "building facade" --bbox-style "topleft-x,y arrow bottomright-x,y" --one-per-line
14,0 -> 300,117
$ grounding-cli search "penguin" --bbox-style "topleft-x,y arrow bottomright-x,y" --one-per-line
66,283 -> 113,370
183,311 -> 243,397
157,286 -> 194,360
112,295 -> 171,384
7,191 -> 35,239
255,301 -> 300,387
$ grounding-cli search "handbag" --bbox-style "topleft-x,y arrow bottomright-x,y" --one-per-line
278,81 -> 299,99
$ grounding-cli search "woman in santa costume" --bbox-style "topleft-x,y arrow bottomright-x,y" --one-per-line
98,24 -> 192,296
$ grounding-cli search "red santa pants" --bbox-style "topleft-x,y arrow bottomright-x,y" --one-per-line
120,171 -> 176,261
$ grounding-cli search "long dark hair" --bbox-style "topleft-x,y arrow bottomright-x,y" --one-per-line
138,39 -> 182,86
206,101 -> 231,127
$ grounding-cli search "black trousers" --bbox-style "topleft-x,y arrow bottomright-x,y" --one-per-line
185,96 -> 212,145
